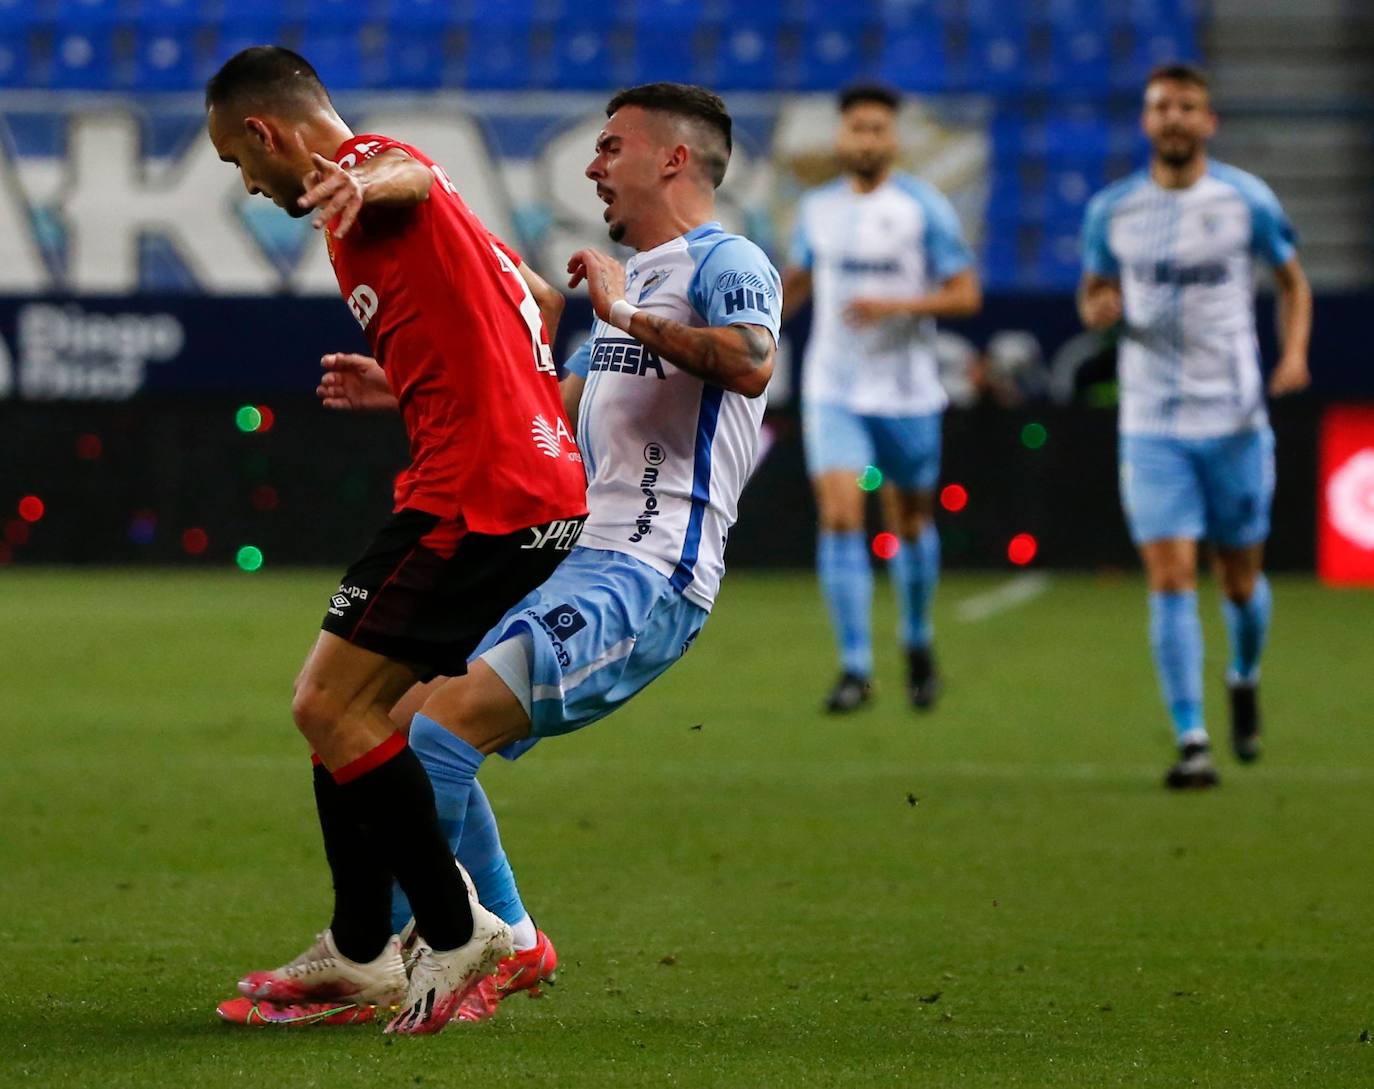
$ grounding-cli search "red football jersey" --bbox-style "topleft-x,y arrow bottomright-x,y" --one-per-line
325,134 -> 586,534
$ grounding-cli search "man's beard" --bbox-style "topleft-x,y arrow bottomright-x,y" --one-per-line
841,153 -> 889,183
608,221 -> 626,243
1155,136 -> 1201,168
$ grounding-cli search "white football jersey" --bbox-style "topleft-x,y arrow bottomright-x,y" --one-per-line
790,172 -> 974,417
564,222 -> 782,611
1082,161 -> 1297,439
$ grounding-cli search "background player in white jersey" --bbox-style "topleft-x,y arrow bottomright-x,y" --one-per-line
1078,64 -> 1312,789
782,85 -> 981,714
293,83 -> 780,1032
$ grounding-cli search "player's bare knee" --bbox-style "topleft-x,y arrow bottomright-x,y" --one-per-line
1220,569 -> 1258,604
1148,566 -> 1196,593
291,682 -> 348,743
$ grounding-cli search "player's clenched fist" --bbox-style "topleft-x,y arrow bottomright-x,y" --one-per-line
567,248 -> 627,323
1079,281 -> 1123,330
317,352 -> 398,411
300,152 -> 365,239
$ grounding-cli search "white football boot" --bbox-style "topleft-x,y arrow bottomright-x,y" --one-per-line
384,900 -> 513,1035
236,930 -> 407,1007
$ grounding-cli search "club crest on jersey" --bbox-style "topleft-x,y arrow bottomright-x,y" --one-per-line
347,284 -> 379,329
636,268 -> 671,303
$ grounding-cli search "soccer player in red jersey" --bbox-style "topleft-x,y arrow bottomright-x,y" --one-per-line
205,46 -> 587,1034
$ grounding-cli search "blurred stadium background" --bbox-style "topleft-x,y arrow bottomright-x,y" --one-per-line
4,6 -> 1374,1085
0,0 -> 1370,579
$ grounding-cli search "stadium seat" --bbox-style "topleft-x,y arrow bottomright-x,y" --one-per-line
1035,228 -> 1084,288
1113,0 -> 1202,32
790,0 -> 882,25
378,26 -> 448,89
709,22 -> 782,91
128,22 -> 202,90
50,27 -> 119,90
1046,165 -> 1103,225
378,0 -> 457,29
212,0 -> 306,27
798,24 -> 874,90
302,0 -> 378,28
210,22 -> 289,71
54,0 -> 128,24
877,26 -> 947,93
1045,0 -> 1109,31
465,24 -> 543,90
465,0 -> 562,26
966,28 -> 1028,94
980,236 -> 1022,290
297,28 -> 370,90
544,22 -> 625,91
628,25 -> 702,86
881,0 -> 958,31
1114,26 -> 1199,90
1045,26 -> 1111,91
1043,115 -> 1111,161
0,33 -> 36,88
0,0 -> 36,25
704,0 -> 787,23
621,0 -> 702,26
133,0 -> 203,24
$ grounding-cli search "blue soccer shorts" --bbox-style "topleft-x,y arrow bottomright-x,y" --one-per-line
1119,427 -> 1276,548
802,401 -> 942,492
473,547 -> 709,760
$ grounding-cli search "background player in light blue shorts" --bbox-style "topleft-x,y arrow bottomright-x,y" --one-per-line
783,84 -> 981,715
1079,64 -> 1312,789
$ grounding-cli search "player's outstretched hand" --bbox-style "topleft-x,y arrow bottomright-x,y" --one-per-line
567,248 -> 626,323
317,352 -> 398,412
1268,353 -> 1311,397
299,151 -> 364,239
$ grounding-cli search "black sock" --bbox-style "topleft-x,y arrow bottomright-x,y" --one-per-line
335,738 -> 474,952
312,761 -> 394,963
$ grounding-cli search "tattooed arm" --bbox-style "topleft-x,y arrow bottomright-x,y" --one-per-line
567,246 -> 776,399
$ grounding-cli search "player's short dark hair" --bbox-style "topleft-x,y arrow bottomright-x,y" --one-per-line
205,45 -> 331,115
838,84 -> 901,113
605,82 -> 732,188
1145,63 -> 1209,93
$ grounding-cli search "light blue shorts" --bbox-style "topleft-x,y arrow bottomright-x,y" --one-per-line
474,547 -> 709,760
1119,427 -> 1276,548
803,401 -> 942,492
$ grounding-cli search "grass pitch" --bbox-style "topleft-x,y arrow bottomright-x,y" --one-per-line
1,568 -> 1371,1088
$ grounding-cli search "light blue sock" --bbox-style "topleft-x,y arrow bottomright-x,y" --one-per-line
1149,590 -> 1206,745
1221,575 -> 1271,685
390,781 -> 529,932
454,780 -> 527,928
391,714 -> 487,932
817,530 -> 873,676
409,713 -> 485,850
891,524 -> 940,649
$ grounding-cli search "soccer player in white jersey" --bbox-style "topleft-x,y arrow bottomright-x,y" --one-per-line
253,83 -> 781,1033
1078,64 -> 1312,789
782,85 -> 981,714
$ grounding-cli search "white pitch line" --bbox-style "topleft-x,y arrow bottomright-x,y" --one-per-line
955,572 -> 1051,623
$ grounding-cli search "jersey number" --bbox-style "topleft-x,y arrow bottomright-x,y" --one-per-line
490,243 -> 556,375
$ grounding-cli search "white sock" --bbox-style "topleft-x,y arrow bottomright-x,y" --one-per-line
509,913 -> 538,952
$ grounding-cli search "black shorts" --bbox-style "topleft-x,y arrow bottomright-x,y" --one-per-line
321,509 -> 585,681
